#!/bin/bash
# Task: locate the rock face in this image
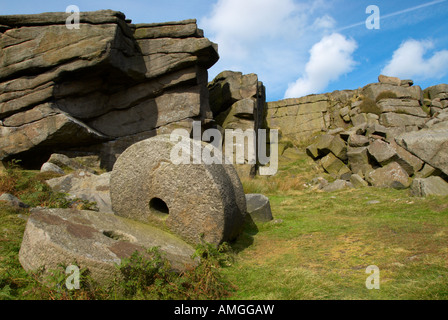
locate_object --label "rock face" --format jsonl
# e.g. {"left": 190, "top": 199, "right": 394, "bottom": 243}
{"left": 300, "top": 75, "right": 448, "bottom": 193}
{"left": 0, "top": 11, "right": 218, "bottom": 170}
{"left": 110, "top": 135, "right": 247, "bottom": 246}
{"left": 267, "top": 75, "right": 428, "bottom": 144}
{"left": 19, "top": 208, "right": 197, "bottom": 285}
{"left": 208, "top": 71, "right": 266, "bottom": 178}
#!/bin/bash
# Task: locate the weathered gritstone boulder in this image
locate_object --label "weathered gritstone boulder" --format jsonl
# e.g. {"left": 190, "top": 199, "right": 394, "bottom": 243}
{"left": 40, "top": 162, "right": 65, "bottom": 175}
{"left": 110, "top": 135, "right": 247, "bottom": 246}
{"left": 365, "top": 162, "right": 412, "bottom": 189}
{"left": 0, "top": 11, "right": 218, "bottom": 169}
{"left": 245, "top": 194, "right": 273, "bottom": 223}
{"left": 208, "top": 71, "right": 266, "bottom": 178}
{"left": 46, "top": 171, "right": 113, "bottom": 213}
{"left": 396, "top": 127, "right": 448, "bottom": 176}
{"left": 19, "top": 208, "right": 197, "bottom": 285}
{"left": 410, "top": 176, "right": 448, "bottom": 197}
{"left": 0, "top": 193, "right": 29, "bottom": 208}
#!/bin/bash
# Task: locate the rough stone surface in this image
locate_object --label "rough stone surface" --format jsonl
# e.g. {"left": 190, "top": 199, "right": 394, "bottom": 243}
{"left": 48, "top": 153, "right": 96, "bottom": 173}
{"left": 415, "top": 163, "right": 440, "bottom": 179}
{"left": 345, "top": 147, "right": 370, "bottom": 176}
{"left": 410, "top": 176, "right": 448, "bottom": 197}
{"left": 376, "top": 99, "right": 427, "bottom": 117}
{"left": 0, "top": 11, "right": 218, "bottom": 169}
{"left": 19, "top": 208, "right": 197, "bottom": 285}
{"left": 40, "top": 162, "right": 65, "bottom": 175}
{"left": 367, "top": 140, "right": 398, "bottom": 166}
{"left": 365, "top": 162, "right": 411, "bottom": 189}
{"left": 322, "top": 179, "right": 353, "bottom": 192}
{"left": 208, "top": 71, "right": 266, "bottom": 178}
{"left": 348, "top": 134, "right": 369, "bottom": 147}
{"left": 396, "top": 128, "right": 448, "bottom": 176}
{"left": 245, "top": 194, "right": 273, "bottom": 223}
{"left": 110, "top": 135, "right": 247, "bottom": 245}
{"left": 378, "top": 75, "right": 401, "bottom": 86}
{"left": 320, "top": 153, "right": 348, "bottom": 175}
{"left": 388, "top": 140, "right": 424, "bottom": 176}
{"left": 46, "top": 171, "right": 112, "bottom": 213}
{"left": 350, "top": 174, "right": 369, "bottom": 188}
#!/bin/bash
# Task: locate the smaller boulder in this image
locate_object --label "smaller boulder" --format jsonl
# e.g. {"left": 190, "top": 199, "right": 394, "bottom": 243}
{"left": 350, "top": 174, "right": 369, "bottom": 188}
{"left": 46, "top": 171, "right": 112, "bottom": 213}
{"left": 245, "top": 194, "right": 273, "bottom": 223}
{"left": 367, "top": 140, "right": 398, "bottom": 166}
{"left": 365, "top": 162, "right": 412, "bottom": 189}
{"left": 378, "top": 75, "right": 401, "bottom": 86}
{"left": 48, "top": 154, "right": 96, "bottom": 173}
{"left": 0, "top": 193, "right": 29, "bottom": 208}
{"left": 322, "top": 179, "right": 354, "bottom": 192}
{"left": 40, "top": 162, "right": 65, "bottom": 175}
{"left": 410, "top": 176, "right": 448, "bottom": 197}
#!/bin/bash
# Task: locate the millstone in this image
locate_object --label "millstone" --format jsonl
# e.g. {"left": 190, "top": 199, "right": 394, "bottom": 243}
{"left": 110, "top": 134, "right": 247, "bottom": 245}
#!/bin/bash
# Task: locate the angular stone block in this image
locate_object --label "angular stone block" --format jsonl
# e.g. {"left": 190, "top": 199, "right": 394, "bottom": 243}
{"left": 365, "top": 162, "right": 412, "bottom": 189}
{"left": 411, "top": 176, "right": 448, "bottom": 197}
{"left": 245, "top": 194, "right": 273, "bottom": 223}
{"left": 19, "top": 208, "right": 197, "bottom": 285}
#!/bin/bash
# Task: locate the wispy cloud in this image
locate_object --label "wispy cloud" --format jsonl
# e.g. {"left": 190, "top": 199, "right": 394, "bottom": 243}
{"left": 200, "top": 0, "right": 337, "bottom": 99}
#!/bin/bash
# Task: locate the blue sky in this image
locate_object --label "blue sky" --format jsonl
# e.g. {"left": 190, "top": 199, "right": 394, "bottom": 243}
{"left": 1, "top": 0, "right": 448, "bottom": 101}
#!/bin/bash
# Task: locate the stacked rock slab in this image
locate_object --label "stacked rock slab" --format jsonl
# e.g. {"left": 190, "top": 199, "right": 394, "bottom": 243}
{"left": 208, "top": 71, "right": 266, "bottom": 178}
{"left": 303, "top": 76, "right": 448, "bottom": 193}
{"left": 267, "top": 90, "right": 356, "bottom": 144}
{"left": 0, "top": 11, "right": 218, "bottom": 170}
{"left": 423, "top": 84, "right": 448, "bottom": 115}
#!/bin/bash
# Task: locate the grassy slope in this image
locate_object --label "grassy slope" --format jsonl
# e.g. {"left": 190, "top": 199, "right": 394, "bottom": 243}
{"left": 225, "top": 147, "right": 448, "bottom": 300}
{"left": 1, "top": 149, "right": 447, "bottom": 300}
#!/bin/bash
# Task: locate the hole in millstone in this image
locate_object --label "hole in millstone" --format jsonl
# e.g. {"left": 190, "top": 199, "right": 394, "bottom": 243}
{"left": 149, "top": 197, "right": 169, "bottom": 216}
{"left": 103, "top": 230, "right": 136, "bottom": 243}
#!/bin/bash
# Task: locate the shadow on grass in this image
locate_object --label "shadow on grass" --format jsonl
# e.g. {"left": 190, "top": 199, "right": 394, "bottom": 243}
{"left": 230, "top": 214, "right": 259, "bottom": 254}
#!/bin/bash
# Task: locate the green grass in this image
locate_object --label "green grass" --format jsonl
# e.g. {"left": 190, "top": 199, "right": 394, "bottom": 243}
{"left": 1, "top": 152, "right": 448, "bottom": 300}
{"left": 225, "top": 165, "right": 448, "bottom": 300}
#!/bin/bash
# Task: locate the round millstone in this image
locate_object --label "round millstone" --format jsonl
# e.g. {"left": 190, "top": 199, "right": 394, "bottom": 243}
{"left": 110, "top": 134, "right": 247, "bottom": 245}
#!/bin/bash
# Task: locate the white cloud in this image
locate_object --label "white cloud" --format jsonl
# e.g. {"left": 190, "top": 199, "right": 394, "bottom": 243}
{"left": 382, "top": 39, "right": 448, "bottom": 80}
{"left": 284, "top": 33, "right": 358, "bottom": 98}
{"left": 201, "top": 0, "right": 304, "bottom": 59}
{"left": 200, "top": 0, "right": 337, "bottom": 100}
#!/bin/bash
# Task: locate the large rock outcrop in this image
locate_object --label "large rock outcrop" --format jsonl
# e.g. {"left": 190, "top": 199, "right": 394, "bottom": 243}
{"left": 208, "top": 71, "right": 266, "bottom": 178}
{"left": 267, "top": 75, "right": 428, "bottom": 144}
{"left": 0, "top": 11, "right": 219, "bottom": 170}
{"left": 301, "top": 75, "right": 448, "bottom": 193}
